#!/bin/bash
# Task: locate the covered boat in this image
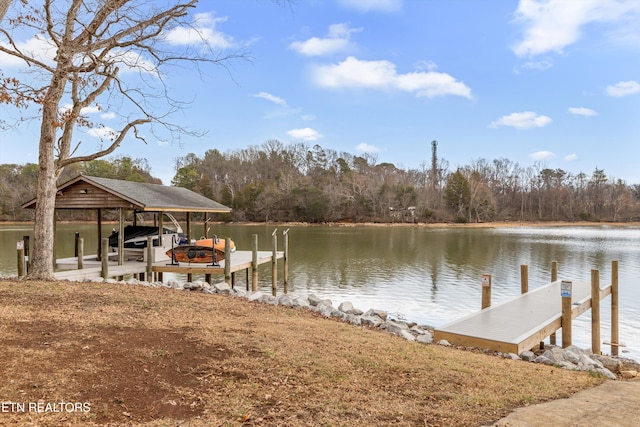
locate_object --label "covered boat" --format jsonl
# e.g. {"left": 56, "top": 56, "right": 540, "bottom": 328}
{"left": 108, "top": 213, "right": 188, "bottom": 257}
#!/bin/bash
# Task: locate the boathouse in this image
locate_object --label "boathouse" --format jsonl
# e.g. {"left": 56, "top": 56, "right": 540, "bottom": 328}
{"left": 20, "top": 175, "right": 287, "bottom": 292}
{"left": 21, "top": 174, "right": 232, "bottom": 262}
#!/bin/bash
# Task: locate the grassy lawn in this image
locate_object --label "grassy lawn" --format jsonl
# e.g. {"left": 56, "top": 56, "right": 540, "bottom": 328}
{"left": 0, "top": 280, "right": 603, "bottom": 426}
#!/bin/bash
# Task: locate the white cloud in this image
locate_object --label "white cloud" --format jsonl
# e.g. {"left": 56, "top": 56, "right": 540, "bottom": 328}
{"left": 253, "top": 92, "right": 287, "bottom": 106}
{"left": 289, "top": 23, "right": 362, "bottom": 57}
{"left": 164, "top": 12, "right": 234, "bottom": 49}
{"left": 355, "top": 142, "right": 380, "bottom": 153}
{"left": 568, "top": 107, "right": 598, "bottom": 116}
{"left": 0, "top": 35, "right": 56, "bottom": 67}
{"left": 490, "top": 111, "right": 552, "bottom": 129}
{"left": 511, "top": 0, "right": 640, "bottom": 57}
{"left": 0, "top": 35, "right": 157, "bottom": 75}
{"left": 87, "top": 126, "right": 118, "bottom": 140}
{"left": 287, "top": 127, "right": 323, "bottom": 141}
{"left": 101, "top": 112, "right": 116, "bottom": 120}
{"left": 606, "top": 80, "right": 640, "bottom": 97}
{"left": 336, "top": 0, "right": 402, "bottom": 13}
{"left": 564, "top": 153, "right": 578, "bottom": 161}
{"left": 516, "top": 59, "right": 554, "bottom": 72}
{"left": 312, "top": 56, "right": 472, "bottom": 99}
{"left": 529, "top": 150, "right": 556, "bottom": 160}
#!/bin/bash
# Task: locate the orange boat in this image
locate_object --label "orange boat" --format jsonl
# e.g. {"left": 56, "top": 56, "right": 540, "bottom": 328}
{"left": 165, "top": 245, "right": 225, "bottom": 264}
{"left": 195, "top": 236, "right": 236, "bottom": 252}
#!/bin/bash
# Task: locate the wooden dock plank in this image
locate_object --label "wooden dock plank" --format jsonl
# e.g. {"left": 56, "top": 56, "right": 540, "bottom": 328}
{"left": 434, "top": 280, "right": 608, "bottom": 354}
{"left": 53, "top": 250, "right": 284, "bottom": 281}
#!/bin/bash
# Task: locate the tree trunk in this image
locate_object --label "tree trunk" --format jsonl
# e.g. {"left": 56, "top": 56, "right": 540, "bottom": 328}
{"left": 27, "top": 71, "right": 66, "bottom": 280}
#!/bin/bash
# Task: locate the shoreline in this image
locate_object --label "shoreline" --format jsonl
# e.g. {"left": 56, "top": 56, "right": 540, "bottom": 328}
{"left": 3, "top": 220, "right": 640, "bottom": 228}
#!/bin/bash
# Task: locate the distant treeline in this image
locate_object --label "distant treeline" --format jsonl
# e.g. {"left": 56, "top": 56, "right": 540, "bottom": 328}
{"left": 3, "top": 140, "right": 640, "bottom": 223}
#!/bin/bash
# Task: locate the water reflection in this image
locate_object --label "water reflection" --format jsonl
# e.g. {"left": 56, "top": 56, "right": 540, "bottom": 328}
{"left": 1, "top": 223, "right": 638, "bottom": 360}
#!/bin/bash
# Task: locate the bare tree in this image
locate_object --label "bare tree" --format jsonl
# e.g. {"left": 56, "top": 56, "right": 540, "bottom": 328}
{"left": 0, "top": 0, "right": 10, "bottom": 23}
{"left": 0, "top": 1, "right": 243, "bottom": 279}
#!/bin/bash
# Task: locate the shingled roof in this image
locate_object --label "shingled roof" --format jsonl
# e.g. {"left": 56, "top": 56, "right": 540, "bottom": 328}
{"left": 22, "top": 175, "right": 232, "bottom": 213}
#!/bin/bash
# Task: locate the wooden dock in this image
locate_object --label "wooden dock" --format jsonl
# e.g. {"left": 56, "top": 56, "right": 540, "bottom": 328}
{"left": 53, "top": 249, "right": 284, "bottom": 289}
{"left": 47, "top": 231, "right": 290, "bottom": 295}
{"left": 434, "top": 263, "right": 618, "bottom": 355}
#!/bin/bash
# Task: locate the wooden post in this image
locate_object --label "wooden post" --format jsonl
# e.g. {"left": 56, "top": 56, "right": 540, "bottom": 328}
{"left": 481, "top": 274, "right": 491, "bottom": 309}
{"left": 146, "top": 236, "right": 153, "bottom": 281}
{"left": 283, "top": 229, "right": 289, "bottom": 294}
{"left": 520, "top": 264, "right": 528, "bottom": 294}
{"left": 157, "top": 211, "right": 164, "bottom": 249}
{"left": 118, "top": 208, "right": 124, "bottom": 265}
{"left": 550, "top": 261, "right": 558, "bottom": 345}
{"left": 97, "top": 209, "right": 102, "bottom": 261}
{"left": 611, "top": 260, "right": 619, "bottom": 356}
{"left": 245, "top": 268, "right": 250, "bottom": 291}
{"left": 52, "top": 213, "right": 57, "bottom": 269}
{"left": 23, "top": 235, "right": 30, "bottom": 273}
{"left": 186, "top": 212, "right": 191, "bottom": 244}
{"left": 74, "top": 232, "right": 80, "bottom": 257}
{"left": 16, "top": 241, "right": 25, "bottom": 278}
{"left": 252, "top": 234, "right": 258, "bottom": 292}
{"left": 224, "top": 237, "right": 231, "bottom": 285}
{"left": 561, "top": 280, "right": 572, "bottom": 348}
{"left": 591, "top": 269, "right": 601, "bottom": 355}
{"left": 77, "top": 237, "right": 84, "bottom": 270}
{"left": 271, "top": 229, "right": 278, "bottom": 297}
{"left": 101, "top": 238, "right": 109, "bottom": 279}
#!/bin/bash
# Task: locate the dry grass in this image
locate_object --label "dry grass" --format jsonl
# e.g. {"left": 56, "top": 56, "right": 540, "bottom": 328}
{"left": 0, "top": 279, "right": 603, "bottom": 426}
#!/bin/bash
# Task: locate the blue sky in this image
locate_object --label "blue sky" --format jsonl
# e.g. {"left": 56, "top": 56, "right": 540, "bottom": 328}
{"left": 1, "top": 0, "right": 639, "bottom": 185}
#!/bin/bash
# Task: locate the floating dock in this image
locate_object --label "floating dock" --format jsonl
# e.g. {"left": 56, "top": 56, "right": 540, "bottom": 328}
{"left": 434, "top": 262, "right": 618, "bottom": 356}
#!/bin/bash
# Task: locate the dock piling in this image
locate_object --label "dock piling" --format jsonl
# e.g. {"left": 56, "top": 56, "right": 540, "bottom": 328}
{"left": 101, "top": 238, "right": 109, "bottom": 279}
{"left": 252, "top": 234, "right": 258, "bottom": 292}
{"left": 16, "top": 241, "right": 25, "bottom": 278}
{"left": 550, "top": 261, "right": 558, "bottom": 345}
{"left": 520, "top": 264, "right": 528, "bottom": 294}
{"left": 481, "top": 274, "right": 491, "bottom": 309}
{"left": 77, "top": 237, "right": 84, "bottom": 270}
{"left": 283, "top": 229, "right": 289, "bottom": 294}
{"left": 591, "top": 269, "right": 601, "bottom": 355}
{"left": 271, "top": 229, "right": 278, "bottom": 296}
{"left": 146, "top": 236, "right": 153, "bottom": 281}
{"left": 224, "top": 238, "right": 232, "bottom": 285}
{"left": 561, "top": 280, "right": 572, "bottom": 348}
{"left": 611, "top": 260, "right": 619, "bottom": 356}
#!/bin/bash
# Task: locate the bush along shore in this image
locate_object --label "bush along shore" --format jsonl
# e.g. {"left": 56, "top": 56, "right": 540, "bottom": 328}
{"left": 10, "top": 273, "right": 637, "bottom": 382}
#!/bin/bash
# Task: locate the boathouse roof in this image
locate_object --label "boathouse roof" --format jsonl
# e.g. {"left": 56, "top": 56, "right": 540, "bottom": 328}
{"left": 21, "top": 175, "right": 232, "bottom": 213}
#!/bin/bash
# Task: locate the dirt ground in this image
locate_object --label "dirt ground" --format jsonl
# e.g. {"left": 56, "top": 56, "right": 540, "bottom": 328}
{"left": 0, "top": 279, "right": 631, "bottom": 426}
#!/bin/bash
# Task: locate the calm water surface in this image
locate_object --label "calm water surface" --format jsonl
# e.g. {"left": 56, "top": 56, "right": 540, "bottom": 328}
{"left": 1, "top": 223, "right": 639, "bottom": 360}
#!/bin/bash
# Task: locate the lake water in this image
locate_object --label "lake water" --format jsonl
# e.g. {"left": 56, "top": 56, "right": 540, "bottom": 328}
{"left": 1, "top": 223, "right": 639, "bottom": 361}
